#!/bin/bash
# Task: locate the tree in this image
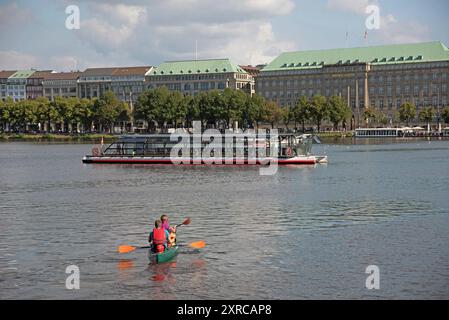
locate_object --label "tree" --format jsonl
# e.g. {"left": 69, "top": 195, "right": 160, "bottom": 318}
{"left": 168, "top": 91, "right": 187, "bottom": 129}
{"left": 280, "top": 106, "right": 293, "bottom": 130}
{"left": 94, "top": 91, "right": 129, "bottom": 133}
{"left": 0, "top": 98, "right": 12, "bottom": 132}
{"left": 185, "top": 95, "right": 199, "bottom": 129}
{"left": 135, "top": 87, "right": 171, "bottom": 131}
{"left": 327, "top": 96, "right": 351, "bottom": 130}
{"left": 221, "top": 88, "right": 246, "bottom": 129}
{"left": 418, "top": 107, "right": 434, "bottom": 125}
{"left": 309, "top": 95, "right": 328, "bottom": 132}
{"left": 293, "top": 96, "right": 311, "bottom": 132}
{"left": 33, "top": 97, "right": 50, "bottom": 132}
{"left": 248, "top": 94, "right": 266, "bottom": 130}
{"left": 442, "top": 107, "right": 449, "bottom": 124}
{"left": 262, "top": 100, "right": 281, "bottom": 129}
{"left": 398, "top": 102, "right": 416, "bottom": 126}
{"left": 196, "top": 91, "right": 218, "bottom": 128}
{"left": 49, "top": 96, "right": 68, "bottom": 132}
{"left": 375, "top": 110, "right": 389, "bottom": 126}
{"left": 363, "top": 107, "right": 376, "bottom": 127}
{"left": 1, "top": 98, "right": 17, "bottom": 132}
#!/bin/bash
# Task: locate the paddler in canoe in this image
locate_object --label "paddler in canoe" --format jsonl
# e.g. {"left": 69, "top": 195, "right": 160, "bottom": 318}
{"left": 161, "top": 214, "right": 177, "bottom": 247}
{"left": 148, "top": 219, "right": 170, "bottom": 253}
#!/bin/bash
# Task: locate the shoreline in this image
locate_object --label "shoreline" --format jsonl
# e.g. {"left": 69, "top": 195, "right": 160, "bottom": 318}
{"left": 0, "top": 133, "right": 118, "bottom": 142}
{"left": 1, "top": 131, "right": 446, "bottom": 142}
{"left": 0, "top": 131, "right": 353, "bottom": 140}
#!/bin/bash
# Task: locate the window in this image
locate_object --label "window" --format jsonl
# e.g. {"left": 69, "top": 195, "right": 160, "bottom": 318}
{"left": 433, "top": 96, "right": 438, "bottom": 106}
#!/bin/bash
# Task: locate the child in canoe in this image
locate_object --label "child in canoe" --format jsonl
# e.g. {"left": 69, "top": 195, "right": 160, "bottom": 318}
{"left": 149, "top": 220, "right": 170, "bottom": 253}
{"left": 161, "top": 215, "right": 177, "bottom": 247}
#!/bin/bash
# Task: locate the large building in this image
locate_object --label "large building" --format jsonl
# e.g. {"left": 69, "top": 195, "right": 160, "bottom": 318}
{"left": 6, "top": 70, "right": 36, "bottom": 101}
{"left": 26, "top": 70, "right": 54, "bottom": 100}
{"left": 42, "top": 72, "right": 80, "bottom": 101}
{"left": 0, "top": 70, "right": 16, "bottom": 101}
{"left": 257, "top": 41, "right": 449, "bottom": 124}
{"left": 146, "top": 59, "right": 255, "bottom": 96}
{"left": 78, "top": 66, "right": 153, "bottom": 104}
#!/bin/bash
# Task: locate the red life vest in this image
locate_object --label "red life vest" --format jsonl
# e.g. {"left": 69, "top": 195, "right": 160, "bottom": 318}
{"left": 153, "top": 228, "right": 166, "bottom": 245}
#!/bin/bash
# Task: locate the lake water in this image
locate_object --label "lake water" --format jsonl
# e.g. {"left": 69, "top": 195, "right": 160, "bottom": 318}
{"left": 0, "top": 138, "right": 448, "bottom": 299}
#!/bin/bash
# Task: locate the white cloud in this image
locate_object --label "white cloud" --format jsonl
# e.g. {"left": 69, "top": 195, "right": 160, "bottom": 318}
{"left": 73, "top": 0, "right": 296, "bottom": 65}
{"left": 379, "top": 14, "right": 430, "bottom": 44}
{"left": 326, "top": 0, "right": 376, "bottom": 15}
{"left": 0, "top": 51, "right": 39, "bottom": 70}
{"left": 326, "top": 0, "right": 430, "bottom": 44}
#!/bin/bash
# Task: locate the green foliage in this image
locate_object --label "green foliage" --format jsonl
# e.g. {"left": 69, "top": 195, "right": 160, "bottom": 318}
{"left": 442, "top": 107, "right": 449, "bottom": 124}
{"left": 94, "top": 91, "right": 130, "bottom": 131}
{"left": 0, "top": 92, "right": 125, "bottom": 133}
{"left": 398, "top": 102, "right": 417, "bottom": 126}
{"left": 327, "top": 96, "right": 352, "bottom": 130}
{"left": 309, "top": 95, "right": 328, "bottom": 132}
{"left": 418, "top": 107, "right": 434, "bottom": 123}
{"left": 262, "top": 100, "right": 282, "bottom": 128}
{"left": 293, "top": 96, "right": 312, "bottom": 132}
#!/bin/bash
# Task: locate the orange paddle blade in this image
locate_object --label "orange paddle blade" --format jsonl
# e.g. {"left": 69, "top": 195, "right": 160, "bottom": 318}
{"left": 118, "top": 245, "right": 137, "bottom": 254}
{"left": 189, "top": 240, "right": 206, "bottom": 249}
{"left": 183, "top": 217, "right": 191, "bottom": 226}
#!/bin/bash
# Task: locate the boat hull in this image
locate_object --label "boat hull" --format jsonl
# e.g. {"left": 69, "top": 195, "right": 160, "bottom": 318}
{"left": 150, "top": 246, "right": 179, "bottom": 264}
{"left": 82, "top": 156, "right": 320, "bottom": 165}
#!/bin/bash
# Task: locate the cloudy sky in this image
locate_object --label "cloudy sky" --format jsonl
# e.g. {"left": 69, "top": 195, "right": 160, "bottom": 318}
{"left": 1, "top": 0, "right": 448, "bottom": 71}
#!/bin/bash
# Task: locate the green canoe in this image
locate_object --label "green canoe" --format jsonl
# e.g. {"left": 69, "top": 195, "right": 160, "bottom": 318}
{"left": 151, "top": 246, "right": 179, "bottom": 264}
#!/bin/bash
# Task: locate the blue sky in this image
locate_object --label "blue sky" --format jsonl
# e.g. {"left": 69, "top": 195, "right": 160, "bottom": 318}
{"left": 0, "top": 0, "right": 448, "bottom": 71}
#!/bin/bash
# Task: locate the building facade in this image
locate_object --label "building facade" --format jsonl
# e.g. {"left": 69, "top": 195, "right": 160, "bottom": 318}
{"left": 6, "top": 70, "right": 35, "bottom": 101}
{"left": 78, "top": 66, "right": 153, "bottom": 104}
{"left": 146, "top": 59, "right": 255, "bottom": 96}
{"left": 0, "top": 71, "right": 16, "bottom": 101}
{"left": 26, "top": 71, "right": 54, "bottom": 100}
{"left": 42, "top": 72, "right": 80, "bottom": 101}
{"left": 257, "top": 41, "right": 449, "bottom": 125}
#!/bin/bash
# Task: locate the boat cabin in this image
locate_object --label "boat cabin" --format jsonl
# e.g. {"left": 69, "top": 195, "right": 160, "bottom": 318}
{"left": 101, "top": 133, "right": 316, "bottom": 159}
{"left": 355, "top": 128, "right": 404, "bottom": 138}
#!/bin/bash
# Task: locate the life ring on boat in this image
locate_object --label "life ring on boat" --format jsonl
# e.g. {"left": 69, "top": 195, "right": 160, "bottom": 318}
{"left": 92, "top": 146, "right": 102, "bottom": 157}
{"left": 287, "top": 147, "right": 293, "bottom": 157}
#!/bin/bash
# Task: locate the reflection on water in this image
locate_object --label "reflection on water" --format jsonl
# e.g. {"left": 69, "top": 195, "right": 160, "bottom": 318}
{"left": 0, "top": 140, "right": 448, "bottom": 299}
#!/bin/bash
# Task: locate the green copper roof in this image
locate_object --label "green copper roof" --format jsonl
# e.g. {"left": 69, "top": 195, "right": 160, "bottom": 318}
{"left": 262, "top": 41, "right": 449, "bottom": 72}
{"left": 9, "top": 70, "right": 36, "bottom": 79}
{"left": 150, "top": 59, "right": 247, "bottom": 76}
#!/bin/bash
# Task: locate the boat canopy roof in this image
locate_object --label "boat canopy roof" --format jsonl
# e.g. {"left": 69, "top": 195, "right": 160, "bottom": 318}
{"left": 116, "top": 133, "right": 312, "bottom": 143}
